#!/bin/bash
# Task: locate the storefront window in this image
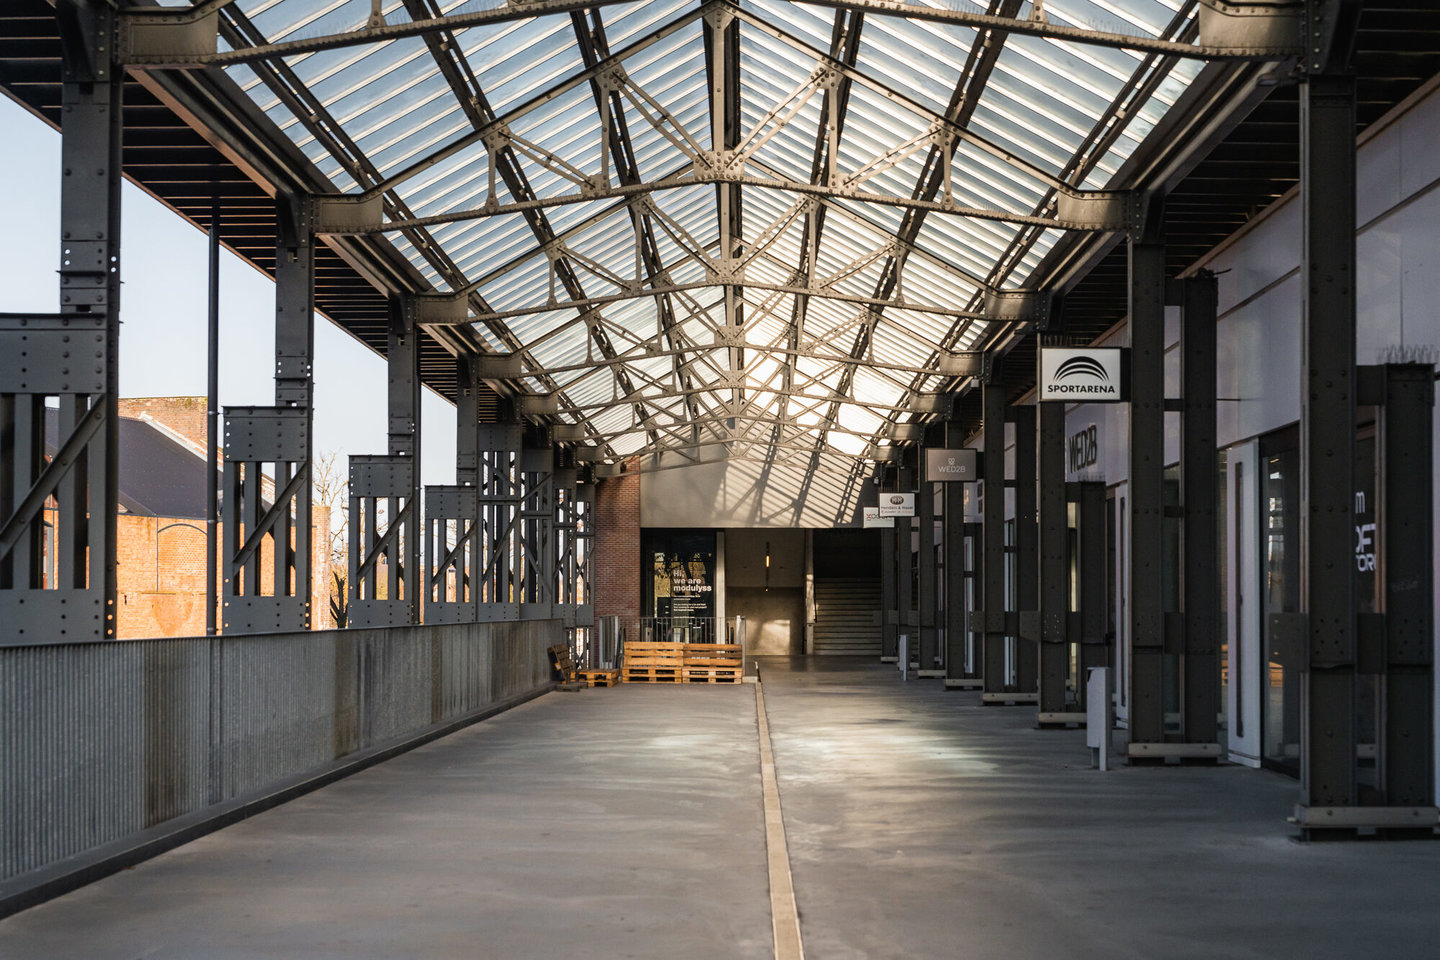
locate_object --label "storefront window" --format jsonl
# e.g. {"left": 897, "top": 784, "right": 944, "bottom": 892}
{"left": 1260, "top": 426, "right": 1301, "bottom": 775}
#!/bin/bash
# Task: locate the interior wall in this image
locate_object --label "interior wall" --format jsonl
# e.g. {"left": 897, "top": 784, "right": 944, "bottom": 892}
{"left": 639, "top": 452, "right": 866, "bottom": 528}
{"left": 725, "top": 529, "right": 805, "bottom": 655}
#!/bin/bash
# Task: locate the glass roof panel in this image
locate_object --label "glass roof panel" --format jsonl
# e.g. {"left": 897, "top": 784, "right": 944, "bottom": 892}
{"left": 212, "top": 0, "right": 1211, "bottom": 464}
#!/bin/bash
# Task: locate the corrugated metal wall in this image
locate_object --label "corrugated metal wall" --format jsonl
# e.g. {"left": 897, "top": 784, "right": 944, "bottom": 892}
{"left": 0, "top": 621, "right": 558, "bottom": 884}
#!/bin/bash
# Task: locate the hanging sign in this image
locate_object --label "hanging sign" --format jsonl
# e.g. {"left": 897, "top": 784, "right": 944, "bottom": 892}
{"left": 1039, "top": 347, "right": 1126, "bottom": 402}
{"left": 876, "top": 493, "right": 915, "bottom": 518}
{"left": 862, "top": 507, "right": 895, "bottom": 528}
{"left": 925, "top": 448, "right": 978, "bottom": 483}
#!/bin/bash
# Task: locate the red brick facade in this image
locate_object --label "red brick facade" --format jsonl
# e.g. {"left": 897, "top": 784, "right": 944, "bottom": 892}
{"left": 112, "top": 504, "right": 333, "bottom": 638}
{"left": 593, "top": 461, "right": 641, "bottom": 640}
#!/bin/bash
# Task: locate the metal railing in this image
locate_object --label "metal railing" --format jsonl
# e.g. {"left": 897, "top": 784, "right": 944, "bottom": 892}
{"left": 640, "top": 616, "right": 720, "bottom": 645}
{"left": 0, "top": 620, "right": 559, "bottom": 890}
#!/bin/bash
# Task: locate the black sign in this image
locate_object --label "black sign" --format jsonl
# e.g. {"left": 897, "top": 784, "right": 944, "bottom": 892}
{"left": 925, "top": 448, "right": 979, "bottom": 483}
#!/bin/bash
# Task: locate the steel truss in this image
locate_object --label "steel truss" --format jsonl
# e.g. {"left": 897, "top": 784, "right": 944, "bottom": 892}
{"left": 102, "top": 0, "right": 1297, "bottom": 474}
{"left": 131, "top": 0, "right": 1241, "bottom": 468}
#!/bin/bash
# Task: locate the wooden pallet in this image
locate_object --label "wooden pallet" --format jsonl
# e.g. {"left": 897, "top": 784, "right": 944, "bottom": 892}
{"left": 682, "top": 642, "right": 743, "bottom": 665}
{"left": 623, "top": 641, "right": 685, "bottom": 669}
{"left": 548, "top": 645, "right": 620, "bottom": 688}
{"left": 683, "top": 667, "right": 743, "bottom": 684}
{"left": 622, "top": 667, "right": 684, "bottom": 683}
{"left": 682, "top": 643, "right": 742, "bottom": 683}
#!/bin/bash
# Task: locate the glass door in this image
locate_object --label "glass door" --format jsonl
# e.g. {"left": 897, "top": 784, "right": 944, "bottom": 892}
{"left": 1260, "top": 426, "right": 1301, "bottom": 775}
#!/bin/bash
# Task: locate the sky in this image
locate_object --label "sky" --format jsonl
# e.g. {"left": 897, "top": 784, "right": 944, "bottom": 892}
{"left": 0, "top": 95, "right": 458, "bottom": 489}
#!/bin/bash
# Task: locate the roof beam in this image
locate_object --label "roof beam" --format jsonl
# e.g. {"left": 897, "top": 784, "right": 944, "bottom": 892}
{"left": 490, "top": 341, "right": 982, "bottom": 381}
{"left": 117, "top": 0, "right": 1301, "bottom": 67}
{"left": 332, "top": 157, "right": 1100, "bottom": 234}
{"left": 423, "top": 275, "right": 1044, "bottom": 325}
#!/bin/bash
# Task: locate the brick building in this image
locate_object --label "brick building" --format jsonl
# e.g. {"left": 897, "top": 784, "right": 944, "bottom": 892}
{"left": 592, "top": 459, "right": 641, "bottom": 641}
{"left": 45, "top": 399, "right": 332, "bottom": 638}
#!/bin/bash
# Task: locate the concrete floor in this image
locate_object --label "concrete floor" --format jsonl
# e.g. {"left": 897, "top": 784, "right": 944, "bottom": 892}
{"left": 3, "top": 658, "right": 1439, "bottom": 959}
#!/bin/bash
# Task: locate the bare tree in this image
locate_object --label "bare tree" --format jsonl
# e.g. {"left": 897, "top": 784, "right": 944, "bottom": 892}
{"left": 312, "top": 450, "right": 349, "bottom": 568}
{"left": 313, "top": 451, "right": 349, "bottom": 627}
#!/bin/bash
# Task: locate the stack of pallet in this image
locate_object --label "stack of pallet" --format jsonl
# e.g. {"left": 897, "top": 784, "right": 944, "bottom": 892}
{"left": 621, "top": 641, "right": 743, "bottom": 684}
{"left": 622, "top": 641, "right": 685, "bottom": 683}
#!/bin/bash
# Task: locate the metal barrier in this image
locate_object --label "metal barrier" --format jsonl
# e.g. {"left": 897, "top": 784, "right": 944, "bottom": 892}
{"left": 640, "top": 616, "right": 719, "bottom": 644}
{"left": 0, "top": 620, "right": 559, "bottom": 893}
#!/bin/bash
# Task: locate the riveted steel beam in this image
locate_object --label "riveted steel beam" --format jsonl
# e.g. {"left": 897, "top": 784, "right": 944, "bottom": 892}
{"left": 117, "top": 0, "right": 1298, "bottom": 67}
{"left": 980, "top": 373, "right": 1008, "bottom": 697}
{"left": 1180, "top": 272, "right": 1219, "bottom": 747}
{"left": 1298, "top": 69, "right": 1358, "bottom": 816}
{"left": 1126, "top": 222, "right": 1167, "bottom": 753}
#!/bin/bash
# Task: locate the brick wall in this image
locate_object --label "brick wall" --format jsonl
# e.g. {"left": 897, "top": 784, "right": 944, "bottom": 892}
{"left": 593, "top": 461, "right": 641, "bottom": 640}
{"left": 112, "top": 505, "right": 332, "bottom": 638}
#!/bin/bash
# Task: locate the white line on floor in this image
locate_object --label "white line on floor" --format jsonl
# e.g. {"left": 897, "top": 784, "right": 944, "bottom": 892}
{"left": 755, "top": 678, "right": 804, "bottom": 960}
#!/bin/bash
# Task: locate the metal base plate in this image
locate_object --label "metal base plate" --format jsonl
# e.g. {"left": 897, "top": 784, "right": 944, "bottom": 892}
{"left": 916, "top": 669, "right": 946, "bottom": 677}
{"left": 982, "top": 692, "right": 1039, "bottom": 704}
{"left": 1125, "top": 742, "right": 1223, "bottom": 759}
{"left": 1291, "top": 804, "right": 1439, "bottom": 830}
{"left": 879, "top": 656, "right": 898, "bottom": 663}
{"left": 944, "top": 679, "right": 983, "bottom": 689}
{"left": 1037, "top": 711, "right": 1087, "bottom": 726}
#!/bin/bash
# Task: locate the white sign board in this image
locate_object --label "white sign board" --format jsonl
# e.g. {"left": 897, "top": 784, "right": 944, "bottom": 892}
{"left": 1039, "top": 347, "right": 1124, "bottom": 402}
{"left": 876, "top": 493, "right": 915, "bottom": 518}
{"left": 926, "top": 448, "right": 978, "bottom": 483}
{"left": 862, "top": 507, "right": 894, "bottom": 528}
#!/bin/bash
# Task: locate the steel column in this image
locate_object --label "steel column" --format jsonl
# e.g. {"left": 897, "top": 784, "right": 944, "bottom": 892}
{"left": 389, "top": 298, "right": 421, "bottom": 623}
{"left": 206, "top": 197, "right": 220, "bottom": 636}
{"left": 424, "top": 355, "right": 482, "bottom": 624}
{"left": 896, "top": 465, "right": 914, "bottom": 667}
{"left": 347, "top": 296, "right": 422, "bottom": 626}
{"left": 1127, "top": 231, "right": 1167, "bottom": 751}
{"left": 1299, "top": 73, "right": 1357, "bottom": 811}
{"left": 981, "top": 376, "right": 1006, "bottom": 695}
{"left": 1011, "top": 404, "right": 1038, "bottom": 695}
{"left": 1181, "top": 272, "right": 1220, "bottom": 746}
{"left": 880, "top": 520, "right": 898, "bottom": 661}
{"left": 222, "top": 194, "right": 315, "bottom": 634}
{"left": 1037, "top": 399, "right": 1068, "bottom": 717}
{"left": 943, "top": 420, "right": 977, "bottom": 686}
{"left": 918, "top": 457, "right": 939, "bottom": 675}
{"left": 519, "top": 441, "right": 556, "bottom": 619}
{"left": 1378, "top": 365, "right": 1434, "bottom": 813}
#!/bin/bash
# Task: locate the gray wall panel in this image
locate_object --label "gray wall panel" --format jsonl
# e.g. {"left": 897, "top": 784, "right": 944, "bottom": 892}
{"left": 1, "top": 621, "right": 558, "bottom": 888}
